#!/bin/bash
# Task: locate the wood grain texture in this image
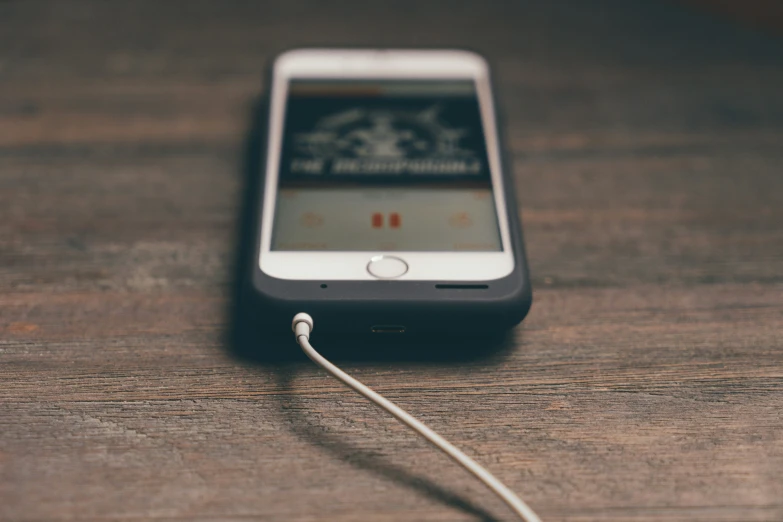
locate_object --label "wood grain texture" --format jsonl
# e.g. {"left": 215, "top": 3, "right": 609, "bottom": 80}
{"left": 1, "top": 1, "right": 782, "bottom": 521}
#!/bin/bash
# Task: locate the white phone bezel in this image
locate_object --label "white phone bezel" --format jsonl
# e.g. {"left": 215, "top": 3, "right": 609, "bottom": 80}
{"left": 259, "top": 49, "right": 515, "bottom": 281}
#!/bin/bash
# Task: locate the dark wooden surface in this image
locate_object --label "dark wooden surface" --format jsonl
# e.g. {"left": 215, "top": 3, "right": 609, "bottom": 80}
{"left": 1, "top": 1, "right": 782, "bottom": 521}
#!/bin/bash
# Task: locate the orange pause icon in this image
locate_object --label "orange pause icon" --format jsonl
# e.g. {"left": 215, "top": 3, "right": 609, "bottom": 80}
{"left": 371, "top": 212, "right": 402, "bottom": 228}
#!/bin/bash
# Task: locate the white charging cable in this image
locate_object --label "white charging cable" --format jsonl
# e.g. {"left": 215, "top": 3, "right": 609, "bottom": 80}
{"left": 292, "top": 313, "right": 542, "bottom": 522}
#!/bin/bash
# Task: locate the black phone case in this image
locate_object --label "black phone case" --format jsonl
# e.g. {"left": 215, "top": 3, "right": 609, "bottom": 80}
{"left": 241, "top": 53, "right": 531, "bottom": 339}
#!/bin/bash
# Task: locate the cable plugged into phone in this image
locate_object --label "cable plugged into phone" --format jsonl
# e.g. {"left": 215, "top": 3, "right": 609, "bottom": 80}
{"left": 292, "top": 312, "right": 313, "bottom": 340}
{"left": 291, "top": 313, "right": 542, "bottom": 522}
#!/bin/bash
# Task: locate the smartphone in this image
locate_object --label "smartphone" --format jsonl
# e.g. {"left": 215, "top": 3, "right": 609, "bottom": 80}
{"left": 246, "top": 49, "right": 531, "bottom": 337}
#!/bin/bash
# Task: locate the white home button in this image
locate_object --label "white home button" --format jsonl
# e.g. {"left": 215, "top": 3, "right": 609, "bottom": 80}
{"left": 367, "top": 255, "right": 408, "bottom": 279}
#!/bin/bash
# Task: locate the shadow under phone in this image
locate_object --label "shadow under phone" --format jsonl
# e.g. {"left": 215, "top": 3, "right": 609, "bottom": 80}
{"left": 227, "top": 96, "right": 519, "bottom": 366}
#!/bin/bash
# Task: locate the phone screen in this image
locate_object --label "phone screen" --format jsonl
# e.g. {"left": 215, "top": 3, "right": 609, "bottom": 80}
{"left": 271, "top": 79, "right": 502, "bottom": 252}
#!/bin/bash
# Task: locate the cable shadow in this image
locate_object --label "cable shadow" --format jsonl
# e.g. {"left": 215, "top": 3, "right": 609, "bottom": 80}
{"left": 273, "top": 364, "right": 502, "bottom": 522}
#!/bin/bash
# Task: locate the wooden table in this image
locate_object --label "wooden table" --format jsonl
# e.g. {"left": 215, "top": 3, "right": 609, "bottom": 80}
{"left": 2, "top": 2, "right": 782, "bottom": 521}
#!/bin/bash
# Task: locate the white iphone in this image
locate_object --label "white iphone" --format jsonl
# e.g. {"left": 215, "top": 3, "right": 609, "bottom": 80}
{"left": 247, "top": 49, "right": 531, "bottom": 336}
